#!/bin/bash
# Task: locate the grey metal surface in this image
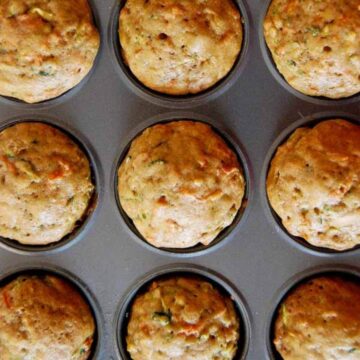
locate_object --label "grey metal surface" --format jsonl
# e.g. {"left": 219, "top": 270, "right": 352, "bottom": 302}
{"left": 0, "top": 0, "right": 359, "bottom": 358}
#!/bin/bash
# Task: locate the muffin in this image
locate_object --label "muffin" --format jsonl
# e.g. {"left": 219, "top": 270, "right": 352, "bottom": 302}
{"left": 126, "top": 276, "right": 240, "bottom": 360}
{"left": 0, "top": 0, "right": 100, "bottom": 103}
{"left": 267, "top": 119, "right": 360, "bottom": 251}
{"left": 263, "top": 0, "right": 360, "bottom": 99}
{"left": 117, "top": 121, "right": 245, "bottom": 249}
{"left": 0, "top": 274, "right": 95, "bottom": 360}
{"left": 119, "top": 0, "right": 243, "bottom": 95}
{"left": 0, "top": 122, "right": 94, "bottom": 246}
{"left": 274, "top": 275, "right": 360, "bottom": 359}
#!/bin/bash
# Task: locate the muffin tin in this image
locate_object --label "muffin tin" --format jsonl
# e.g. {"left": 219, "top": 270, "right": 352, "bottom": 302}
{"left": 0, "top": 0, "right": 358, "bottom": 358}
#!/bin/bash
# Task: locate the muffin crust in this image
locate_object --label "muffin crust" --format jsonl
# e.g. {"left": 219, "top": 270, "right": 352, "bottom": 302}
{"left": 264, "top": 0, "right": 360, "bottom": 99}
{"left": 118, "top": 121, "right": 245, "bottom": 249}
{"left": 274, "top": 276, "right": 360, "bottom": 359}
{"left": 267, "top": 119, "right": 360, "bottom": 251}
{"left": 0, "top": 0, "right": 100, "bottom": 103}
{"left": 127, "top": 276, "right": 240, "bottom": 360}
{"left": 119, "top": 0, "right": 243, "bottom": 95}
{"left": 0, "top": 122, "right": 94, "bottom": 245}
{"left": 0, "top": 274, "right": 95, "bottom": 360}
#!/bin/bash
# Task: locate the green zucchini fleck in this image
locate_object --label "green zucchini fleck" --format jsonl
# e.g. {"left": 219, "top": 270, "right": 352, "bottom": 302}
{"left": 152, "top": 310, "right": 172, "bottom": 325}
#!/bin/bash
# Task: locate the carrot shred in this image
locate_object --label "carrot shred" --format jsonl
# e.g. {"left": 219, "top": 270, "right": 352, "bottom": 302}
{"left": 2, "top": 291, "right": 11, "bottom": 309}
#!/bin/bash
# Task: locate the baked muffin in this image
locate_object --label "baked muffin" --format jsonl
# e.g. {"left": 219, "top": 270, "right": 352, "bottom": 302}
{"left": 0, "top": 274, "right": 95, "bottom": 360}
{"left": 126, "top": 276, "right": 240, "bottom": 360}
{"left": 119, "top": 0, "right": 243, "bottom": 95}
{"left": 0, "top": 0, "right": 99, "bottom": 103}
{"left": 117, "top": 121, "right": 245, "bottom": 249}
{"left": 274, "top": 275, "right": 360, "bottom": 359}
{"left": 267, "top": 119, "right": 360, "bottom": 251}
{"left": 0, "top": 122, "right": 94, "bottom": 246}
{"left": 263, "top": 0, "right": 360, "bottom": 99}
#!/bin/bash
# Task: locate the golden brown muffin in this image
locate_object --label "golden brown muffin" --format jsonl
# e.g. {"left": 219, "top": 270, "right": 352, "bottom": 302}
{"left": 263, "top": 0, "right": 360, "bottom": 99}
{"left": 0, "top": 0, "right": 99, "bottom": 103}
{"left": 118, "top": 121, "right": 245, "bottom": 249}
{"left": 127, "top": 276, "right": 240, "bottom": 360}
{"left": 119, "top": 0, "right": 243, "bottom": 95}
{"left": 0, "top": 122, "right": 94, "bottom": 246}
{"left": 0, "top": 274, "right": 95, "bottom": 360}
{"left": 267, "top": 119, "right": 360, "bottom": 251}
{"left": 274, "top": 275, "right": 360, "bottom": 359}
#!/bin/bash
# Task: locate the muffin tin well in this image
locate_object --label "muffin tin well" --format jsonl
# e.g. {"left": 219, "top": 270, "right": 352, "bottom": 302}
{"left": 0, "top": 0, "right": 359, "bottom": 358}
{"left": 258, "top": 0, "right": 360, "bottom": 106}
{"left": 112, "top": 112, "right": 253, "bottom": 257}
{"left": 0, "top": 263, "right": 105, "bottom": 359}
{"left": 108, "top": 0, "right": 250, "bottom": 108}
{"left": 114, "top": 264, "right": 251, "bottom": 360}
{"left": 261, "top": 111, "right": 360, "bottom": 256}
{"left": 0, "top": 116, "right": 103, "bottom": 255}
{"left": 265, "top": 264, "right": 360, "bottom": 360}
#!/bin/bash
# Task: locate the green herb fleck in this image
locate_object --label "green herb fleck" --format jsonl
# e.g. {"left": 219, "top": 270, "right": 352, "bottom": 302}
{"left": 80, "top": 348, "right": 86, "bottom": 355}
{"left": 152, "top": 310, "right": 172, "bottom": 325}
{"left": 307, "top": 27, "right": 320, "bottom": 37}
{"left": 142, "top": 213, "right": 147, "bottom": 220}
{"left": 287, "top": 60, "right": 296, "bottom": 67}
{"left": 39, "top": 70, "right": 50, "bottom": 76}
{"left": 349, "top": 348, "right": 357, "bottom": 353}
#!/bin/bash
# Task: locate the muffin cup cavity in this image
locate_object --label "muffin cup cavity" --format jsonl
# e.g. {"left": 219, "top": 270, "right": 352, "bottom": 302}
{"left": 113, "top": 112, "right": 253, "bottom": 257}
{"left": 0, "top": 0, "right": 101, "bottom": 109}
{"left": 114, "top": 263, "right": 251, "bottom": 360}
{"left": 0, "top": 115, "right": 103, "bottom": 255}
{"left": 265, "top": 264, "right": 360, "bottom": 360}
{"left": 108, "top": 0, "right": 250, "bottom": 108}
{"left": 259, "top": 0, "right": 360, "bottom": 106}
{"left": 0, "top": 263, "right": 105, "bottom": 359}
{"left": 260, "top": 111, "right": 360, "bottom": 256}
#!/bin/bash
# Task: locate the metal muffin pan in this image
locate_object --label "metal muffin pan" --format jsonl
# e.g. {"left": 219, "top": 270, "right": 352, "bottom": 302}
{"left": 114, "top": 263, "right": 251, "bottom": 360}
{"left": 112, "top": 112, "right": 253, "bottom": 257}
{"left": 0, "top": 115, "right": 103, "bottom": 255}
{"left": 0, "top": 263, "right": 105, "bottom": 359}
{"left": 0, "top": 0, "right": 359, "bottom": 358}
{"left": 108, "top": 0, "right": 251, "bottom": 109}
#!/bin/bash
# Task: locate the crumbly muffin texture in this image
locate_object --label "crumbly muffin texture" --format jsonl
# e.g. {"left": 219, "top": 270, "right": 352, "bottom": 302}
{"left": 0, "top": 274, "right": 95, "bottom": 360}
{"left": 118, "top": 121, "right": 245, "bottom": 249}
{"left": 267, "top": 119, "right": 360, "bottom": 251}
{"left": 0, "top": 122, "right": 94, "bottom": 245}
{"left": 274, "top": 276, "right": 360, "bottom": 359}
{"left": 0, "top": 0, "right": 99, "bottom": 103}
{"left": 119, "top": 0, "right": 243, "bottom": 95}
{"left": 127, "top": 276, "right": 240, "bottom": 360}
{"left": 264, "top": 0, "right": 360, "bottom": 99}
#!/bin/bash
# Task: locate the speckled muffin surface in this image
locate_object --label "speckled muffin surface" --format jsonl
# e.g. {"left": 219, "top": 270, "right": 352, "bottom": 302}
{"left": 126, "top": 276, "right": 240, "bottom": 360}
{"left": 263, "top": 0, "right": 360, "bottom": 99}
{"left": 274, "top": 276, "right": 360, "bottom": 359}
{"left": 119, "top": 0, "right": 243, "bottom": 95}
{"left": 0, "top": 122, "right": 94, "bottom": 246}
{"left": 117, "top": 121, "right": 245, "bottom": 249}
{"left": 0, "top": 0, "right": 99, "bottom": 103}
{"left": 267, "top": 119, "right": 360, "bottom": 251}
{"left": 0, "top": 274, "right": 95, "bottom": 360}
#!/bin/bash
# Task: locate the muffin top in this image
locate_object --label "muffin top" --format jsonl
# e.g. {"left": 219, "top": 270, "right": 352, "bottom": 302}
{"left": 267, "top": 119, "right": 360, "bottom": 251}
{"left": 263, "top": 0, "right": 360, "bottom": 99}
{"left": 274, "top": 275, "right": 360, "bottom": 359}
{"left": 0, "top": 274, "right": 95, "bottom": 360}
{"left": 119, "top": 0, "right": 243, "bottom": 95}
{"left": 118, "top": 121, "right": 245, "bottom": 249}
{"left": 127, "top": 276, "right": 240, "bottom": 360}
{"left": 0, "top": 122, "right": 94, "bottom": 246}
{"left": 0, "top": 0, "right": 99, "bottom": 103}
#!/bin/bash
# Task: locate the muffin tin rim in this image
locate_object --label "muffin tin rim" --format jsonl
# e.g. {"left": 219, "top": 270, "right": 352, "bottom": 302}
{"left": 260, "top": 110, "right": 360, "bottom": 256}
{"left": 0, "top": 262, "right": 106, "bottom": 360}
{"left": 0, "top": 114, "right": 104, "bottom": 255}
{"left": 113, "top": 262, "right": 252, "bottom": 360}
{"left": 258, "top": 0, "right": 360, "bottom": 106}
{"left": 111, "top": 111, "right": 254, "bottom": 257}
{"left": 264, "top": 263, "right": 360, "bottom": 360}
{"left": 0, "top": 0, "right": 103, "bottom": 109}
{"left": 107, "top": 0, "right": 251, "bottom": 109}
